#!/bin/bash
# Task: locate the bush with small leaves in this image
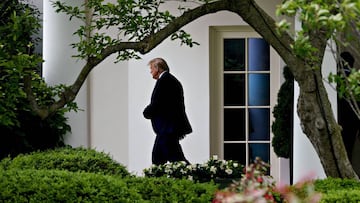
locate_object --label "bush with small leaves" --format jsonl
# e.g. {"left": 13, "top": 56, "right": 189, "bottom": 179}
{"left": 0, "top": 169, "right": 217, "bottom": 202}
{"left": 126, "top": 177, "right": 217, "bottom": 202}
{"left": 0, "top": 147, "right": 130, "bottom": 177}
{"left": 0, "top": 169, "right": 142, "bottom": 202}
{"left": 314, "top": 177, "right": 360, "bottom": 202}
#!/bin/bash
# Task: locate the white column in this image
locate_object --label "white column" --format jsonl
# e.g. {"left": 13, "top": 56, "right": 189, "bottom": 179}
{"left": 43, "top": 0, "right": 89, "bottom": 147}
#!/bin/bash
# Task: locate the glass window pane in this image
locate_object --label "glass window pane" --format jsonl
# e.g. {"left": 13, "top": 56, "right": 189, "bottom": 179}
{"left": 249, "top": 143, "right": 270, "bottom": 165}
{"left": 248, "top": 73, "right": 269, "bottom": 106}
{"left": 248, "top": 38, "right": 270, "bottom": 71}
{"left": 224, "top": 143, "right": 246, "bottom": 165}
{"left": 248, "top": 108, "right": 270, "bottom": 141}
{"left": 224, "top": 39, "right": 245, "bottom": 71}
{"left": 224, "top": 74, "right": 245, "bottom": 106}
{"left": 224, "top": 109, "right": 245, "bottom": 141}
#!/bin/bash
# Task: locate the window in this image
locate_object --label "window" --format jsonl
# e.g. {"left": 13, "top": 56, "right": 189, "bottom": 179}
{"left": 210, "top": 26, "right": 281, "bottom": 178}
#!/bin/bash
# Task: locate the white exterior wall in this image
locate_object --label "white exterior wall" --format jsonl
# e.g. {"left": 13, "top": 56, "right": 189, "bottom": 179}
{"left": 42, "top": 0, "right": 332, "bottom": 181}
{"left": 90, "top": 57, "right": 129, "bottom": 166}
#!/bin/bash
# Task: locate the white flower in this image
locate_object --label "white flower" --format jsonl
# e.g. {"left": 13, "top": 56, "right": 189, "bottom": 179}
{"left": 212, "top": 155, "right": 218, "bottom": 160}
{"left": 180, "top": 169, "right": 187, "bottom": 174}
{"left": 165, "top": 163, "right": 173, "bottom": 174}
{"left": 225, "top": 168, "right": 233, "bottom": 175}
{"left": 233, "top": 163, "right": 239, "bottom": 167}
{"left": 188, "top": 175, "right": 193, "bottom": 181}
{"left": 220, "top": 160, "right": 226, "bottom": 170}
{"left": 210, "top": 166, "right": 217, "bottom": 174}
{"left": 173, "top": 163, "right": 180, "bottom": 169}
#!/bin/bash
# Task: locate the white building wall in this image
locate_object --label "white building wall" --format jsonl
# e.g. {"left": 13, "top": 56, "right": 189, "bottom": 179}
{"left": 89, "top": 57, "right": 129, "bottom": 166}
{"left": 42, "top": 0, "right": 333, "bottom": 181}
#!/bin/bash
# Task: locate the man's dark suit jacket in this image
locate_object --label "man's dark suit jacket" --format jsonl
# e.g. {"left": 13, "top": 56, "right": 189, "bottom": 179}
{"left": 143, "top": 71, "right": 192, "bottom": 139}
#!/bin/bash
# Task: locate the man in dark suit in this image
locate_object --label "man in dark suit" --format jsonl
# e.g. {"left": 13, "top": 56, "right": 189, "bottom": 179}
{"left": 143, "top": 58, "right": 192, "bottom": 165}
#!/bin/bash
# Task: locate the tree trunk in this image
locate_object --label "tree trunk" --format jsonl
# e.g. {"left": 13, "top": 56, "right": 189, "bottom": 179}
{"left": 295, "top": 65, "right": 358, "bottom": 179}
{"left": 229, "top": 0, "right": 359, "bottom": 179}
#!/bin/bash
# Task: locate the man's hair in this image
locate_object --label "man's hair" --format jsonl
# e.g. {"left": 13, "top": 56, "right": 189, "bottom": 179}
{"left": 148, "top": 58, "right": 170, "bottom": 72}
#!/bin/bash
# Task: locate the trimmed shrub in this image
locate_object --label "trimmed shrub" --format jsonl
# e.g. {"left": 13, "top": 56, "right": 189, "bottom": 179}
{"left": 314, "top": 177, "right": 360, "bottom": 192}
{"left": 0, "top": 147, "right": 130, "bottom": 177}
{"left": 319, "top": 190, "right": 360, "bottom": 203}
{"left": 0, "top": 169, "right": 143, "bottom": 202}
{"left": 0, "top": 169, "right": 217, "bottom": 202}
{"left": 271, "top": 66, "right": 294, "bottom": 158}
{"left": 126, "top": 177, "right": 217, "bottom": 202}
{"left": 315, "top": 178, "right": 360, "bottom": 202}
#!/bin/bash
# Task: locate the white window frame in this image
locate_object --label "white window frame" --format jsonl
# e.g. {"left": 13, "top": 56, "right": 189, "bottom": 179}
{"left": 209, "top": 26, "right": 283, "bottom": 180}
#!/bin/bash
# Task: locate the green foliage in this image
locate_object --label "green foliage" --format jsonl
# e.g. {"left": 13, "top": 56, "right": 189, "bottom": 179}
{"left": 276, "top": 0, "right": 360, "bottom": 63}
{"left": 314, "top": 177, "right": 360, "bottom": 192}
{"left": 126, "top": 177, "right": 217, "bottom": 202}
{"left": 0, "top": 147, "right": 130, "bottom": 177}
{"left": 0, "top": 73, "right": 74, "bottom": 159}
{"left": 271, "top": 66, "right": 294, "bottom": 158}
{"left": 0, "top": 0, "right": 78, "bottom": 158}
{"left": 329, "top": 68, "right": 360, "bottom": 101}
{"left": 0, "top": 0, "right": 78, "bottom": 126}
{"left": 318, "top": 190, "right": 360, "bottom": 203}
{"left": 0, "top": 108, "right": 71, "bottom": 159}
{"left": 171, "top": 30, "right": 200, "bottom": 47}
{"left": 0, "top": 147, "right": 217, "bottom": 202}
{"left": 0, "top": 169, "right": 144, "bottom": 202}
{"left": 52, "top": 0, "right": 199, "bottom": 60}
{"left": 0, "top": 0, "right": 42, "bottom": 126}
{"left": 314, "top": 178, "right": 360, "bottom": 202}
{"left": 0, "top": 169, "right": 217, "bottom": 202}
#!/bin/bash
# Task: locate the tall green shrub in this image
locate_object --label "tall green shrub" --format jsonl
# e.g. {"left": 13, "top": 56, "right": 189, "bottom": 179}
{"left": 271, "top": 66, "right": 294, "bottom": 158}
{"left": 0, "top": 0, "right": 76, "bottom": 159}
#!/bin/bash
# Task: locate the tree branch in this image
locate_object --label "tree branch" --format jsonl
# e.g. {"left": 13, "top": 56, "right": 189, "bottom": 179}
{"left": 24, "top": 75, "right": 49, "bottom": 119}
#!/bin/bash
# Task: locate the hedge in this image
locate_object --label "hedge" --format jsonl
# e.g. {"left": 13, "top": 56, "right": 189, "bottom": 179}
{"left": 0, "top": 169, "right": 217, "bottom": 202}
{"left": 315, "top": 177, "right": 360, "bottom": 202}
{"left": 126, "top": 177, "right": 217, "bottom": 202}
{"left": 0, "top": 169, "right": 142, "bottom": 202}
{"left": 0, "top": 147, "right": 130, "bottom": 177}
